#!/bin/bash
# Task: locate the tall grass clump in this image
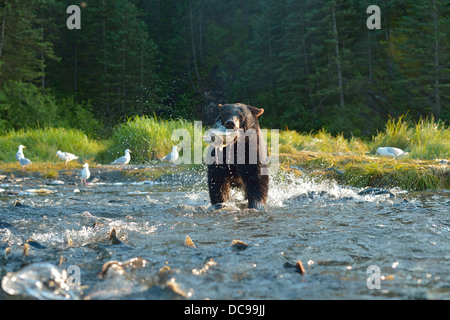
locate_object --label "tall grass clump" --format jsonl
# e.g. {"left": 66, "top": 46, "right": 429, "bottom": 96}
{"left": 409, "top": 117, "right": 450, "bottom": 160}
{"left": 370, "top": 115, "right": 413, "bottom": 153}
{"left": 98, "top": 115, "right": 206, "bottom": 164}
{"left": 277, "top": 129, "right": 368, "bottom": 155}
{"left": 0, "top": 127, "right": 106, "bottom": 163}
{"left": 370, "top": 115, "right": 449, "bottom": 160}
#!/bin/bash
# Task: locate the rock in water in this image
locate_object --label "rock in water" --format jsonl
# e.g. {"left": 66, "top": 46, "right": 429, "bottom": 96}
{"left": 230, "top": 239, "right": 248, "bottom": 250}
{"left": 0, "top": 222, "right": 13, "bottom": 229}
{"left": 108, "top": 228, "right": 122, "bottom": 245}
{"left": 13, "top": 200, "right": 32, "bottom": 208}
{"left": 184, "top": 235, "right": 196, "bottom": 248}
{"left": 99, "top": 257, "right": 148, "bottom": 278}
{"left": 358, "top": 187, "right": 395, "bottom": 198}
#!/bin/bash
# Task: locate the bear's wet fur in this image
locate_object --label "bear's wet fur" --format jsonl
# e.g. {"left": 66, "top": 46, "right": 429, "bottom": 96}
{"left": 207, "top": 103, "right": 269, "bottom": 211}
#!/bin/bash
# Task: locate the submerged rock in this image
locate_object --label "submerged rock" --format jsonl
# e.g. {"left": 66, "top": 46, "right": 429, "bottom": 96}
{"left": 26, "top": 239, "right": 47, "bottom": 250}
{"left": 108, "top": 199, "right": 128, "bottom": 204}
{"left": 290, "top": 190, "right": 355, "bottom": 202}
{"left": 358, "top": 187, "right": 395, "bottom": 198}
{"left": 99, "top": 257, "right": 148, "bottom": 279}
{"left": 0, "top": 222, "right": 13, "bottom": 229}
{"left": 230, "top": 240, "right": 248, "bottom": 250}
{"left": 13, "top": 200, "right": 32, "bottom": 208}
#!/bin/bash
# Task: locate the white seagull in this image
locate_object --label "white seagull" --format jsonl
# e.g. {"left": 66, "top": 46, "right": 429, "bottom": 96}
{"left": 80, "top": 163, "right": 90, "bottom": 186}
{"left": 19, "top": 157, "right": 32, "bottom": 172}
{"left": 56, "top": 150, "right": 79, "bottom": 166}
{"left": 111, "top": 149, "right": 132, "bottom": 165}
{"left": 377, "top": 147, "right": 409, "bottom": 158}
{"left": 161, "top": 146, "right": 179, "bottom": 164}
{"left": 16, "top": 145, "right": 26, "bottom": 161}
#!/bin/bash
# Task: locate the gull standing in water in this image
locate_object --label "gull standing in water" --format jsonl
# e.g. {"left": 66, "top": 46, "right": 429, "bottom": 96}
{"left": 80, "top": 163, "right": 90, "bottom": 186}
{"left": 161, "top": 146, "right": 179, "bottom": 164}
{"left": 56, "top": 150, "right": 79, "bottom": 166}
{"left": 111, "top": 149, "right": 132, "bottom": 165}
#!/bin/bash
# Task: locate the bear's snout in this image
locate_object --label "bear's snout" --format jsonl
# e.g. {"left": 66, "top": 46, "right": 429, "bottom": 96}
{"left": 224, "top": 120, "right": 238, "bottom": 129}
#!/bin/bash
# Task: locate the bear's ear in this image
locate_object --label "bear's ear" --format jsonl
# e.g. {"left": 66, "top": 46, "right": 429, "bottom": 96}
{"left": 249, "top": 106, "right": 264, "bottom": 118}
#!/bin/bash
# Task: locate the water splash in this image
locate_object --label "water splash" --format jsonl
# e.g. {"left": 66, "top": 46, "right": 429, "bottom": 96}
{"left": 1, "top": 263, "right": 80, "bottom": 300}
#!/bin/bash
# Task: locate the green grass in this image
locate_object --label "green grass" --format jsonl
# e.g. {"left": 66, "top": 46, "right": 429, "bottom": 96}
{"left": 369, "top": 115, "right": 449, "bottom": 160}
{"left": 0, "top": 127, "right": 106, "bottom": 163}
{"left": 0, "top": 115, "right": 448, "bottom": 191}
{"left": 341, "top": 160, "right": 448, "bottom": 191}
{"left": 96, "top": 115, "right": 207, "bottom": 164}
{"left": 276, "top": 128, "right": 368, "bottom": 155}
{"left": 285, "top": 152, "right": 449, "bottom": 191}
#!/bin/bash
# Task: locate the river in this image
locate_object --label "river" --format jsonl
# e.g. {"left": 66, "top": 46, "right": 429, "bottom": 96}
{"left": 0, "top": 167, "right": 449, "bottom": 299}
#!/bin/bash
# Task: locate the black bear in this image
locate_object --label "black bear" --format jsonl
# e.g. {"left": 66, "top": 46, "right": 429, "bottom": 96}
{"left": 206, "top": 103, "right": 269, "bottom": 211}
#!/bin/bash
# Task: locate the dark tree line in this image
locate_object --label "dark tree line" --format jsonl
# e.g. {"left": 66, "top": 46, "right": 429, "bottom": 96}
{"left": 0, "top": 0, "right": 448, "bottom": 136}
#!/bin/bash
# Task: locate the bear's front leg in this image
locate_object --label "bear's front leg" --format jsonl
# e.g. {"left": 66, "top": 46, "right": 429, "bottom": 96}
{"left": 238, "top": 165, "right": 269, "bottom": 211}
{"left": 247, "top": 179, "right": 268, "bottom": 211}
{"left": 207, "top": 164, "right": 232, "bottom": 206}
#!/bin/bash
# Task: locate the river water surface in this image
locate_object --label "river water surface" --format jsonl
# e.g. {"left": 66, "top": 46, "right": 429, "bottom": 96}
{"left": 0, "top": 167, "right": 449, "bottom": 300}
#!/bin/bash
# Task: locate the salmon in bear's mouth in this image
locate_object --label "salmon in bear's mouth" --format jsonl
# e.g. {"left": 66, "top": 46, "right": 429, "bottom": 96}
{"left": 203, "top": 121, "right": 240, "bottom": 147}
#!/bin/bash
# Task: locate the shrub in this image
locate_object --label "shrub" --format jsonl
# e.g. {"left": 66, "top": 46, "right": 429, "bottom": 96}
{"left": 0, "top": 81, "right": 103, "bottom": 137}
{"left": 0, "top": 81, "right": 60, "bottom": 131}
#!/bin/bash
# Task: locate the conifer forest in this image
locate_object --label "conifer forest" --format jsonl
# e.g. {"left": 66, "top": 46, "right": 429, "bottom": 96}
{"left": 0, "top": 0, "right": 448, "bottom": 137}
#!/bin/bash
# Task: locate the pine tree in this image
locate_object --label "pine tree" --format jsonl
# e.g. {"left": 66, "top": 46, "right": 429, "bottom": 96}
{"left": 0, "top": 0, "right": 57, "bottom": 85}
{"left": 395, "top": 0, "right": 449, "bottom": 120}
{"left": 48, "top": 0, "right": 161, "bottom": 125}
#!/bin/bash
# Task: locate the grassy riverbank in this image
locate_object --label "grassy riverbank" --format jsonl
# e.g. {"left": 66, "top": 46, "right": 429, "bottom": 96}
{"left": 277, "top": 151, "right": 449, "bottom": 191}
{"left": 0, "top": 115, "right": 448, "bottom": 191}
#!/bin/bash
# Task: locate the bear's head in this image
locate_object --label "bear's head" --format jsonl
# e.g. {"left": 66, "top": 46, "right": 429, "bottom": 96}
{"left": 217, "top": 103, "right": 264, "bottom": 131}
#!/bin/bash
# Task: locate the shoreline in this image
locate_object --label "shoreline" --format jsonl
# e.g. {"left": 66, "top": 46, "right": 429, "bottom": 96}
{"left": 1, "top": 151, "right": 449, "bottom": 191}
